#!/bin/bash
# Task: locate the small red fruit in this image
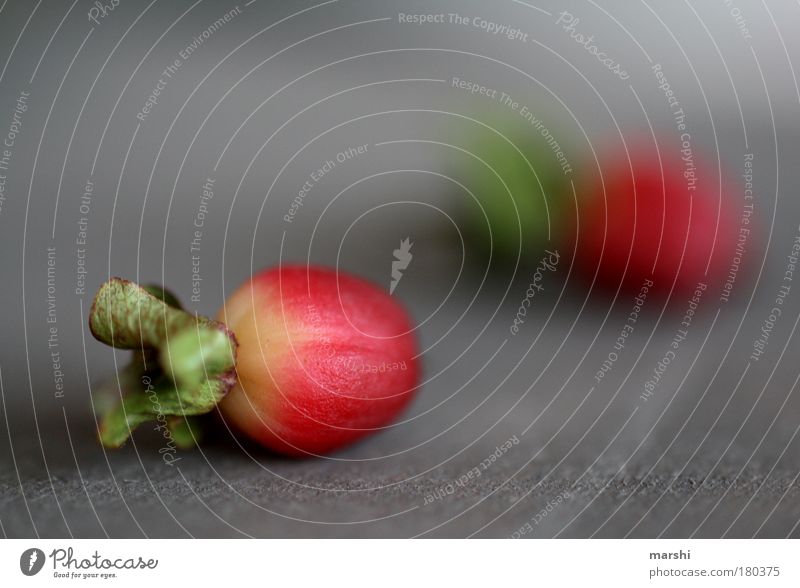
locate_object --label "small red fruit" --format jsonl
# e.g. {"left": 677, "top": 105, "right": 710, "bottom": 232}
{"left": 89, "top": 266, "right": 420, "bottom": 456}
{"left": 217, "top": 265, "right": 420, "bottom": 456}
{"left": 572, "top": 140, "right": 740, "bottom": 296}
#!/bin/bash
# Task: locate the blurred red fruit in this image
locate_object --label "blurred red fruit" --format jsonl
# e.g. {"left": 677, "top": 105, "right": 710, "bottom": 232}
{"left": 571, "top": 140, "right": 741, "bottom": 297}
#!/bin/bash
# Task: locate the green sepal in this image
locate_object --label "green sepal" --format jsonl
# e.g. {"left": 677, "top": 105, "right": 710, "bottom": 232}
{"left": 167, "top": 416, "right": 205, "bottom": 450}
{"left": 89, "top": 278, "right": 237, "bottom": 449}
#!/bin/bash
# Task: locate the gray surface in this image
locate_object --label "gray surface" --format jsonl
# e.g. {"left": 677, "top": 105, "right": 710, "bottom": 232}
{"left": 3, "top": 277, "right": 800, "bottom": 538}
{"left": 1, "top": 0, "right": 800, "bottom": 538}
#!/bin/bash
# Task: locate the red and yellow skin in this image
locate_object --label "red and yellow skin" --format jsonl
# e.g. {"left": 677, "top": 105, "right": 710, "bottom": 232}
{"left": 571, "top": 141, "right": 741, "bottom": 297}
{"left": 217, "top": 265, "right": 420, "bottom": 456}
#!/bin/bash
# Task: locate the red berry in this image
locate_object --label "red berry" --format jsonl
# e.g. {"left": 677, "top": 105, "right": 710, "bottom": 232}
{"left": 571, "top": 140, "right": 740, "bottom": 297}
{"left": 217, "top": 265, "right": 420, "bottom": 456}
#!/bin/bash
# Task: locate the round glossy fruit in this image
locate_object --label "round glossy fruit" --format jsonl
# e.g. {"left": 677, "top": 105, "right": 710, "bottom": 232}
{"left": 217, "top": 265, "right": 420, "bottom": 456}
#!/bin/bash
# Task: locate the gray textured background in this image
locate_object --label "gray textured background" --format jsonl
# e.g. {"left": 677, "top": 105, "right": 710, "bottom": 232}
{"left": 1, "top": 0, "right": 799, "bottom": 538}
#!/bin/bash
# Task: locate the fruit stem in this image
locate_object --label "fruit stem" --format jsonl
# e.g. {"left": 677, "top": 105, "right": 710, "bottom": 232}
{"left": 88, "top": 278, "right": 238, "bottom": 449}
